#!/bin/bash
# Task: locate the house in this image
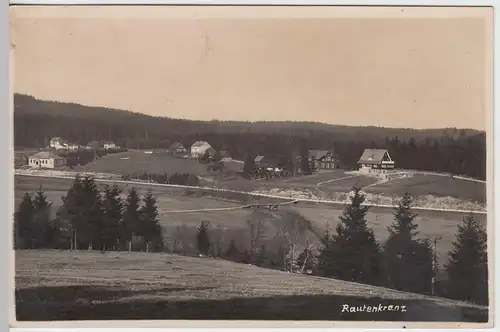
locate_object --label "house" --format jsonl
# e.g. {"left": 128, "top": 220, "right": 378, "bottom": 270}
{"left": 254, "top": 155, "right": 279, "bottom": 169}
{"left": 49, "top": 137, "right": 79, "bottom": 151}
{"left": 169, "top": 142, "right": 187, "bottom": 154}
{"left": 49, "top": 137, "right": 69, "bottom": 150}
{"left": 190, "top": 141, "right": 213, "bottom": 158}
{"left": 357, "top": 149, "right": 395, "bottom": 173}
{"left": 28, "top": 151, "right": 67, "bottom": 169}
{"left": 86, "top": 141, "right": 102, "bottom": 150}
{"left": 308, "top": 149, "right": 338, "bottom": 170}
{"left": 103, "top": 142, "right": 117, "bottom": 149}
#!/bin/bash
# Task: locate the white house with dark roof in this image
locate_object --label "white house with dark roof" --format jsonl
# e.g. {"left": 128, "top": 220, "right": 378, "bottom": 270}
{"left": 190, "top": 141, "right": 213, "bottom": 158}
{"left": 28, "top": 151, "right": 67, "bottom": 169}
{"left": 357, "top": 149, "right": 395, "bottom": 173}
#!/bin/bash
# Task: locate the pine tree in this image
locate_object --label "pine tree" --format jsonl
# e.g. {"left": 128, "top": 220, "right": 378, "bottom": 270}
{"left": 196, "top": 221, "right": 211, "bottom": 256}
{"left": 382, "top": 192, "right": 433, "bottom": 294}
{"left": 122, "top": 187, "right": 142, "bottom": 251}
{"left": 32, "top": 187, "right": 53, "bottom": 248}
{"left": 101, "top": 185, "right": 123, "bottom": 251}
{"left": 317, "top": 186, "right": 381, "bottom": 285}
{"left": 56, "top": 176, "right": 103, "bottom": 250}
{"left": 14, "top": 193, "right": 35, "bottom": 249}
{"left": 243, "top": 152, "right": 256, "bottom": 176}
{"left": 300, "top": 156, "right": 312, "bottom": 174}
{"left": 224, "top": 239, "right": 241, "bottom": 262}
{"left": 445, "top": 215, "right": 488, "bottom": 304}
{"left": 139, "top": 190, "right": 162, "bottom": 252}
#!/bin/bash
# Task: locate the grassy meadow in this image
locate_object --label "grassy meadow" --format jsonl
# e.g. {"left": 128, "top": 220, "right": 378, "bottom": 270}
{"left": 15, "top": 250, "right": 488, "bottom": 321}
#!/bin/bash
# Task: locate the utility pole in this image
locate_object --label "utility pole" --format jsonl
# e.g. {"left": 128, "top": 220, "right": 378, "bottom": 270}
{"left": 431, "top": 236, "right": 443, "bottom": 296}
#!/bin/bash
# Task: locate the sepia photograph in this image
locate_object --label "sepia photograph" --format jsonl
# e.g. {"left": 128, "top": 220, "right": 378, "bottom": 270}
{"left": 9, "top": 5, "right": 493, "bottom": 326}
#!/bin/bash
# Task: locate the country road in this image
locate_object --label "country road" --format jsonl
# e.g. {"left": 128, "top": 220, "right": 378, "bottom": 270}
{"left": 14, "top": 170, "right": 487, "bottom": 215}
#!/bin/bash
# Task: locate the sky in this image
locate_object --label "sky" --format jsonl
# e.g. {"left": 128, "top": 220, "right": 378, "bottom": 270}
{"left": 11, "top": 6, "right": 491, "bottom": 130}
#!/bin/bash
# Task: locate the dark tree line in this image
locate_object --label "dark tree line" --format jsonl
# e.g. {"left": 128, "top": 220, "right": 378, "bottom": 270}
{"left": 14, "top": 176, "right": 163, "bottom": 252}
{"left": 15, "top": 94, "right": 485, "bottom": 180}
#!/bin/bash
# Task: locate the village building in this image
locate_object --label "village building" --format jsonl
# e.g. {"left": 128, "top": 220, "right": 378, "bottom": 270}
{"left": 308, "top": 149, "right": 338, "bottom": 170}
{"left": 28, "top": 151, "right": 67, "bottom": 169}
{"left": 190, "top": 141, "right": 213, "bottom": 158}
{"left": 168, "top": 142, "right": 187, "bottom": 154}
{"left": 357, "top": 148, "right": 395, "bottom": 174}
{"left": 103, "top": 142, "right": 117, "bottom": 149}
{"left": 49, "top": 137, "right": 79, "bottom": 151}
{"left": 254, "top": 155, "right": 280, "bottom": 169}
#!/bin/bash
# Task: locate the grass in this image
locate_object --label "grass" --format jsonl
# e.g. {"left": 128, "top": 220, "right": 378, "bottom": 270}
{"left": 72, "top": 150, "right": 208, "bottom": 175}
{"left": 15, "top": 250, "right": 488, "bottom": 322}
{"left": 363, "top": 174, "right": 486, "bottom": 203}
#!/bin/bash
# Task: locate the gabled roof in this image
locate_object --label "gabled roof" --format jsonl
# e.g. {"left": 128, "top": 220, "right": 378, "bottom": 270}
{"left": 30, "top": 151, "right": 64, "bottom": 159}
{"left": 308, "top": 149, "right": 333, "bottom": 160}
{"left": 254, "top": 155, "right": 265, "bottom": 163}
{"left": 357, "top": 149, "right": 392, "bottom": 164}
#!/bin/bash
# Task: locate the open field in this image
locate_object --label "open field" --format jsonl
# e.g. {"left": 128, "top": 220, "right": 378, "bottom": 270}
{"left": 73, "top": 150, "right": 208, "bottom": 175}
{"left": 15, "top": 250, "right": 488, "bottom": 321}
{"left": 363, "top": 173, "right": 486, "bottom": 203}
{"left": 15, "top": 175, "right": 487, "bottom": 267}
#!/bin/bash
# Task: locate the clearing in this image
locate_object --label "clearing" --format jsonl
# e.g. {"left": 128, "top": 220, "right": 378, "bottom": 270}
{"left": 15, "top": 250, "right": 488, "bottom": 321}
{"left": 362, "top": 173, "right": 486, "bottom": 203}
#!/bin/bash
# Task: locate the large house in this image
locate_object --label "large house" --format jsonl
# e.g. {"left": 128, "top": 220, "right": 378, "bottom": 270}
{"left": 28, "top": 151, "right": 67, "bottom": 169}
{"left": 308, "top": 149, "right": 338, "bottom": 170}
{"left": 190, "top": 141, "right": 213, "bottom": 158}
{"left": 295, "top": 149, "right": 338, "bottom": 174}
{"left": 357, "top": 149, "right": 395, "bottom": 173}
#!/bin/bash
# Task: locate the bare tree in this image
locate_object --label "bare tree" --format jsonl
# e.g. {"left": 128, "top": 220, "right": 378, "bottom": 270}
{"left": 278, "top": 215, "right": 308, "bottom": 272}
{"left": 172, "top": 224, "right": 194, "bottom": 255}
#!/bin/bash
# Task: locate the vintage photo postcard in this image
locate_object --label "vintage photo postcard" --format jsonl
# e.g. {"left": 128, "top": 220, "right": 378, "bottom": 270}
{"left": 9, "top": 5, "right": 493, "bottom": 328}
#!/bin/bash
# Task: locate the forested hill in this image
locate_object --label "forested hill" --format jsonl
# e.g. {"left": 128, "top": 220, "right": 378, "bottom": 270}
{"left": 14, "top": 94, "right": 486, "bottom": 180}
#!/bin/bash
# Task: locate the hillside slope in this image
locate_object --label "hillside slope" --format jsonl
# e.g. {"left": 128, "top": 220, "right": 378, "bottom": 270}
{"left": 15, "top": 250, "right": 488, "bottom": 322}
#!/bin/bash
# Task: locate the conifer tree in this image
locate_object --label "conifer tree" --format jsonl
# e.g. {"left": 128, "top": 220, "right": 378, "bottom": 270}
{"left": 101, "top": 185, "right": 123, "bottom": 251}
{"left": 243, "top": 152, "right": 256, "bottom": 176}
{"left": 224, "top": 239, "right": 241, "bottom": 262}
{"left": 32, "top": 186, "right": 53, "bottom": 248}
{"left": 14, "top": 193, "right": 35, "bottom": 249}
{"left": 122, "top": 187, "right": 142, "bottom": 251}
{"left": 196, "top": 221, "right": 211, "bottom": 256}
{"left": 445, "top": 215, "right": 488, "bottom": 304}
{"left": 317, "top": 186, "right": 381, "bottom": 285}
{"left": 139, "top": 190, "right": 162, "bottom": 252}
{"left": 382, "top": 192, "right": 433, "bottom": 294}
{"left": 56, "top": 176, "right": 103, "bottom": 250}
